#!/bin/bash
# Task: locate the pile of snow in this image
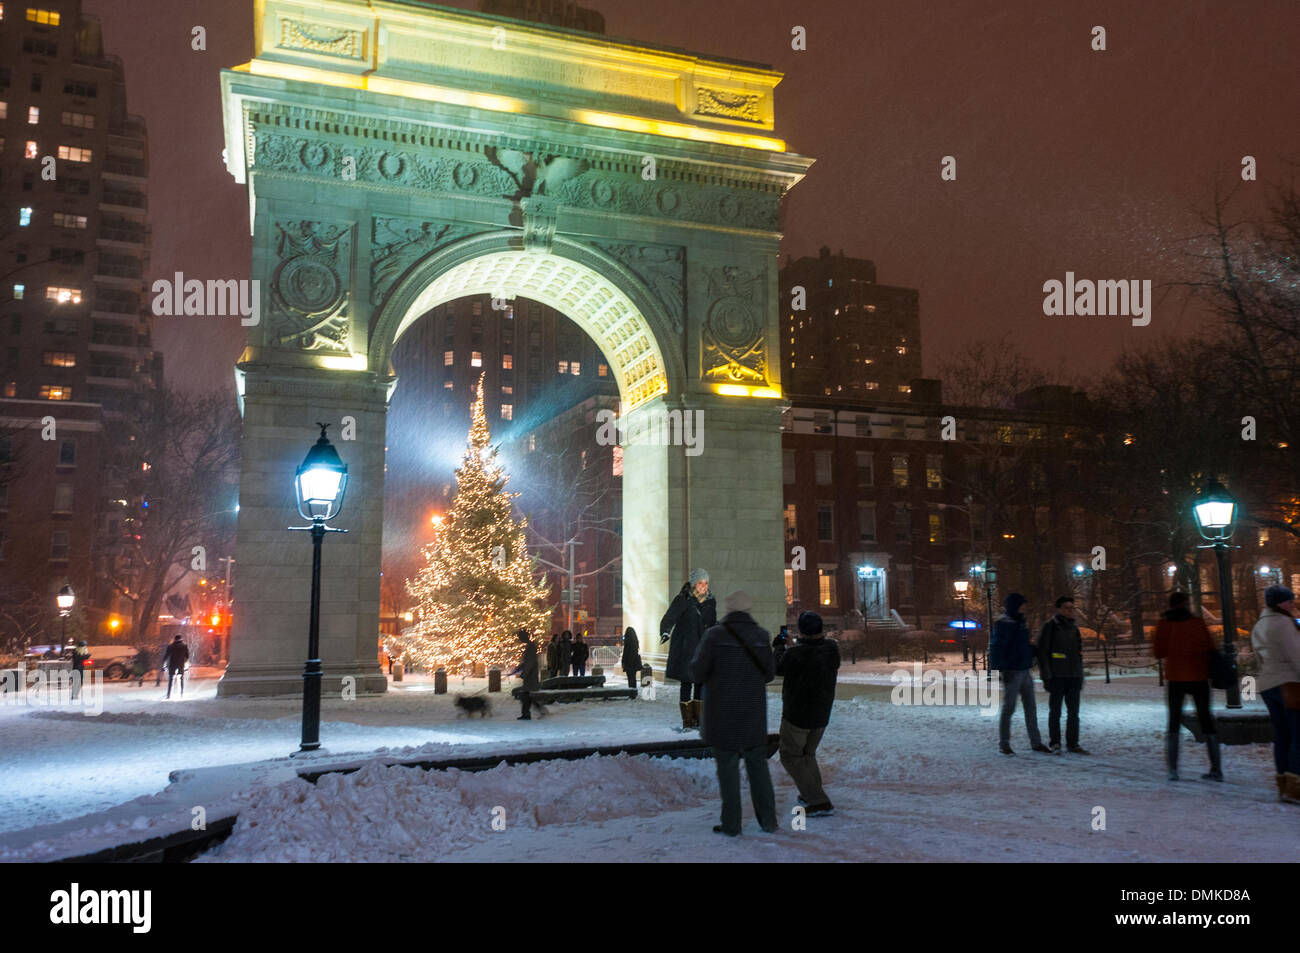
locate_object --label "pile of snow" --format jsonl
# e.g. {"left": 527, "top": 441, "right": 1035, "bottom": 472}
{"left": 198, "top": 754, "right": 718, "bottom": 862}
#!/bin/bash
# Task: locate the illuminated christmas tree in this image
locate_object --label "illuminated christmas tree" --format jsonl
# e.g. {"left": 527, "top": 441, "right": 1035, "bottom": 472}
{"left": 399, "top": 374, "right": 552, "bottom": 670}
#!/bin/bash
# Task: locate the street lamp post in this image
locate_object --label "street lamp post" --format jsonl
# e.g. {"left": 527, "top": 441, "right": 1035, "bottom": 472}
{"left": 954, "top": 579, "right": 970, "bottom": 662}
{"left": 983, "top": 562, "right": 997, "bottom": 681}
{"left": 57, "top": 584, "right": 75, "bottom": 647}
{"left": 1193, "top": 479, "right": 1241, "bottom": 709}
{"left": 288, "top": 424, "right": 349, "bottom": 752}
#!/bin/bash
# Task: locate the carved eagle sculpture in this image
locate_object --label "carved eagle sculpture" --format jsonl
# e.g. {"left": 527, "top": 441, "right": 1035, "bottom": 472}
{"left": 485, "top": 147, "right": 588, "bottom": 200}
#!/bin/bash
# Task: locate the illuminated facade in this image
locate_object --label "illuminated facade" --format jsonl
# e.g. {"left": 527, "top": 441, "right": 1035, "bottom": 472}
{"left": 217, "top": 0, "right": 812, "bottom": 696}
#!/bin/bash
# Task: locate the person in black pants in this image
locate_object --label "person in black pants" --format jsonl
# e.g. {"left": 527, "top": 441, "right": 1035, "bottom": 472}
{"left": 621, "top": 627, "right": 642, "bottom": 689}
{"left": 1037, "top": 596, "right": 1088, "bottom": 754}
{"left": 162, "top": 635, "right": 189, "bottom": 699}
{"left": 1152, "top": 592, "right": 1220, "bottom": 781}
{"left": 571, "top": 632, "right": 589, "bottom": 676}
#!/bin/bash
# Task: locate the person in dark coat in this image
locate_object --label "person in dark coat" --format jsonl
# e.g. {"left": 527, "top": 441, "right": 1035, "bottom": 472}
{"left": 70, "top": 641, "right": 89, "bottom": 700}
{"left": 688, "top": 590, "right": 777, "bottom": 836}
{"left": 775, "top": 611, "right": 840, "bottom": 815}
{"left": 510, "top": 629, "right": 545, "bottom": 719}
{"left": 989, "top": 593, "right": 1048, "bottom": 755}
{"left": 162, "top": 635, "right": 189, "bottom": 699}
{"left": 133, "top": 647, "right": 152, "bottom": 687}
{"left": 1037, "top": 595, "right": 1087, "bottom": 753}
{"left": 557, "top": 630, "right": 573, "bottom": 678}
{"left": 621, "top": 627, "right": 642, "bottom": 690}
{"left": 571, "top": 632, "right": 589, "bottom": 676}
{"left": 661, "top": 568, "right": 717, "bottom": 729}
{"left": 545, "top": 634, "right": 560, "bottom": 680}
{"left": 1152, "top": 591, "right": 1220, "bottom": 781}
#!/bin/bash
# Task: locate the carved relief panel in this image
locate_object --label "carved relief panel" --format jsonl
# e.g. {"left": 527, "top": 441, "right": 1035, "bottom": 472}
{"left": 268, "top": 220, "right": 354, "bottom": 352}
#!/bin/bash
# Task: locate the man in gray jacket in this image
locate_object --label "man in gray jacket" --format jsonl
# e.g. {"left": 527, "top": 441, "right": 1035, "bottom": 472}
{"left": 1037, "top": 596, "right": 1087, "bottom": 754}
{"left": 689, "top": 590, "right": 777, "bottom": 836}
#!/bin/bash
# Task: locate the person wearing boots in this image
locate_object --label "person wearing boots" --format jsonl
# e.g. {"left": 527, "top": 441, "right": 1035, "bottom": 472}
{"left": 661, "top": 568, "right": 716, "bottom": 730}
{"left": 990, "top": 593, "right": 1050, "bottom": 755}
{"left": 1249, "top": 584, "right": 1300, "bottom": 802}
{"left": 1037, "top": 596, "right": 1088, "bottom": 754}
{"left": 1153, "top": 591, "right": 1221, "bottom": 781}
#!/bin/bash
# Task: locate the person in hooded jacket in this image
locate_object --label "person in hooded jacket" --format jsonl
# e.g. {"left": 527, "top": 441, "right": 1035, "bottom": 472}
{"left": 162, "top": 635, "right": 189, "bottom": 699}
{"left": 1249, "top": 584, "right": 1300, "bottom": 802}
{"left": 557, "top": 630, "right": 573, "bottom": 678}
{"left": 774, "top": 611, "right": 840, "bottom": 816}
{"left": 989, "top": 592, "right": 1049, "bottom": 756}
{"left": 621, "top": 627, "right": 642, "bottom": 689}
{"left": 1152, "top": 591, "right": 1221, "bottom": 781}
{"left": 661, "top": 568, "right": 716, "bottom": 730}
{"left": 688, "top": 590, "right": 776, "bottom": 836}
{"left": 545, "top": 634, "right": 560, "bottom": 680}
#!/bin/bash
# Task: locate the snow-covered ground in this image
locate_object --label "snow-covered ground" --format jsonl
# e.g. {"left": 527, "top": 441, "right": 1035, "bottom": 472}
{"left": 1, "top": 662, "right": 1295, "bottom": 862}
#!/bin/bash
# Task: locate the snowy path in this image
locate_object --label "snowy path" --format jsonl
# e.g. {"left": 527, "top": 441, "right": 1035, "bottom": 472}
{"left": 2, "top": 669, "right": 1295, "bottom": 862}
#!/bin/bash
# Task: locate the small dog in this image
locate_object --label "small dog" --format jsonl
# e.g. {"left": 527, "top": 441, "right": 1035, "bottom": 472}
{"left": 454, "top": 694, "right": 491, "bottom": 718}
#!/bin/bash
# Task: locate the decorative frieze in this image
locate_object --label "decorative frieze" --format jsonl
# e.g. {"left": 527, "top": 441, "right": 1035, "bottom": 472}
{"left": 268, "top": 220, "right": 353, "bottom": 352}
{"left": 370, "top": 218, "right": 479, "bottom": 305}
{"left": 595, "top": 241, "right": 686, "bottom": 335}
{"left": 695, "top": 87, "right": 763, "bottom": 124}
{"left": 701, "top": 264, "right": 767, "bottom": 384}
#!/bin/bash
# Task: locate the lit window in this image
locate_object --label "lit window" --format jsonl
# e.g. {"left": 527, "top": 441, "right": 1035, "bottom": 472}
{"left": 570, "top": 362, "right": 580, "bottom": 376}
{"left": 557, "top": 360, "right": 568, "bottom": 374}
{"left": 57, "top": 145, "right": 92, "bottom": 162}
{"left": 925, "top": 455, "right": 942, "bottom": 489}
{"left": 0, "top": 102, "right": 6, "bottom": 119}
{"left": 43, "top": 351, "right": 75, "bottom": 367}
{"left": 500, "top": 404, "right": 513, "bottom": 421}
{"left": 19, "top": 207, "right": 32, "bottom": 226}
{"left": 892, "top": 455, "right": 909, "bottom": 488}
{"left": 528, "top": 434, "right": 535, "bottom": 452}
{"left": 783, "top": 503, "right": 797, "bottom": 540}
{"left": 928, "top": 510, "right": 945, "bottom": 545}
{"left": 501, "top": 385, "right": 512, "bottom": 395}
{"left": 39, "top": 384, "right": 71, "bottom": 400}
{"left": 471, "top": 351, "right": 482, "bottom": 367}
{"left": 502, "top": 354, "right": 513, "bottom": 370}
{"left": 598, "top": 364, "right": 608, "bottom": 377}
{"left": 865, "top": 381, "right": 879, "bottom": 390}
{"left": 27, "top": 8, "right": 62, "bottom": 25}
{"left": 443, "top": 381, "right": 453, "bottom": 390}
{"left": 471, "top": 300, "right": 482, "bottom": 315}
{"left": 25, "top": 140, "right": 38, "bottom": 159}
{"left": 52, "top": 212, "right": 86, "bottom": 229}
{"left": 898, "top": 385, "right": 911, "bottom": 394}
{"left": 785, "top": 569, "right": 794, "bottom": 606}
{"left": 45, "top": 286, "right": 81, "bottom": 304}
{"left": 3, "top": 382, "right": 15, "bottom": 397}
{"left": 27, "top": 106, "right": 38, "bottom": 124}
{"left": 443, "top": 351, "right": 453, "bottom": 366}
{"left": 818, "top": 568, "right": 836, "bottom": 607}
{"left": 896, "top": 346, "right": 907, "bottom": 355}
{"left": 61, "top": 111, "right": 94, "bottom": 129}
{"left": 13, "top": 284, "right": 24, "bottom": 300}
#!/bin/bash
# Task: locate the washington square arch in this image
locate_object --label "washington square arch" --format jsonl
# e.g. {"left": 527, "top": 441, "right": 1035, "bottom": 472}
{"left": 216, "top": 0, "right": 814, "bottom": 697}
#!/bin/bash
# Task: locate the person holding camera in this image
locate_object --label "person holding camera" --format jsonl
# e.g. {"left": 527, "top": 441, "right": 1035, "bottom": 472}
{"left": 774, "top": 612, "right": 840, "bottom": 816}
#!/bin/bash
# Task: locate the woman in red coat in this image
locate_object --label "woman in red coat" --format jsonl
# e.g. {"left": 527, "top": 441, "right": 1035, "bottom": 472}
{"left": 1152, "top": 591, "right": 1221, "bottom": 781}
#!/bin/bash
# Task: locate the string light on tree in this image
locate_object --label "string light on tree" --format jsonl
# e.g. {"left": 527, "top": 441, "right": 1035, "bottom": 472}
{"left": 398, "top": 374, "right": 552, "bottom": 670}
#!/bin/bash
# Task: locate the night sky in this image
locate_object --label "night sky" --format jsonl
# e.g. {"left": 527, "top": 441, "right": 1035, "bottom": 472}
{"left": 81, "top": 0, "right": 1300, "bottom": 395}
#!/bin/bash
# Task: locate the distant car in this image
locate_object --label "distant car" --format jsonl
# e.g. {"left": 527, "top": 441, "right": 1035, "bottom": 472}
{"left": 83, "top": 645, "right": 139, "bottom": 680}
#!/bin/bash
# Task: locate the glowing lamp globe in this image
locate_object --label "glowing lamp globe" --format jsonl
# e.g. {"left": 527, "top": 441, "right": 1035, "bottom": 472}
{"left": 1192, "top": 480, "right": 1236, "bottom": 543}
{"left": 295, "top": 424, "right": 348, "bottom": 521}
{"left": 953, "top": 580, "right": 969, "bottom": 595}
{"left": 56, "top": 585, "right": 75, "bottom": 612}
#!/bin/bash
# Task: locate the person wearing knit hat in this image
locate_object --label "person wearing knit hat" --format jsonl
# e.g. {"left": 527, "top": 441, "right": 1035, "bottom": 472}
{"left": 660, "top": 569, "right": 716, "bottom": 729}
{"left": 774, "top": 610, "right": 840, "bottom": 816}
{"left": 1250, "top": 585, "right": 1300, "bottom": 801}
{"left": 989, "top": 591, "right": 1049, "bottom": 756}
{"left": 688, "top": 590, "right": 777, "bottom": 835}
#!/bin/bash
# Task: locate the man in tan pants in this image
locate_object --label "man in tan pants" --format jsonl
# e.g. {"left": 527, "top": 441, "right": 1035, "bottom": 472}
{"left": 774, "top": 611, "right": 841, "bottom": 816}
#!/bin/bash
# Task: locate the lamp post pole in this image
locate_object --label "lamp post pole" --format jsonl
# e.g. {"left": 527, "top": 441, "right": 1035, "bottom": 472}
{"left": 288, "top": 424, "right": 349, "bottom": 754}
{"left": 984, "top": 563, "right": 997, "bottom": 681}
{"left": 1213, "top": 541, "right": 1242, "bottom": 709}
